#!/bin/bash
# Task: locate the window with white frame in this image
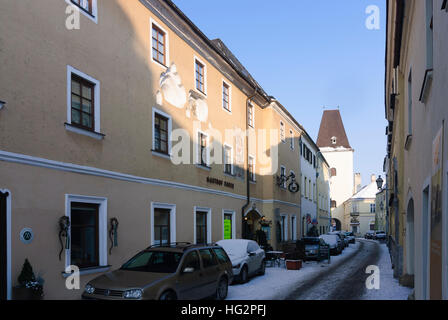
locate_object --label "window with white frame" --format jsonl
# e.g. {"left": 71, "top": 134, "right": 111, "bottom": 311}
{"left": 152, "top": 108, "right": 172, "bottom": 156}
{"left": 290, "top": 130, "right": 294, "bottom": 150}
{"left": 66, "top": 0, "right": 98, "bottom": 23}
{"left": 280, "top": 215, "right": 288, "bottom": 242}
{"left": 222, "top": 81, "right": 231, "bottom": 112}
{"left": 248, "top": 103, "right": 254, "bottom": 128}
{"left": 249, "top": 156, "right": 256, "bottom": 182}
{"left": 197, "top": 131, "right": 209, "bottom": 167}
{"left": 194, "top": 207, "right": 211, "bottom": 244}
{"left": 280, "top": 166, "right": 286, "bottom": 189}
{"left": 223, "top": 210, "right": 235, "bottom": 240}
{"left": 151, "top": 203, "right": 176, "bottom": 246}
{"left": 291, "top": 216, "right": 297, "bottom": 241}
{"left": 65, "top": 194, "right": 107, "bottom": 270}
{"left": 66, "top": 66, "right": 101, "bottom": 138}
{"left": 223, "top": 145, "right": 233, "bottom": 175}
{"left": 195, "top": 58, "right": 206, "bottom": 95}
{"left": 280, "top": 121, "right": 285, "bottom": 142}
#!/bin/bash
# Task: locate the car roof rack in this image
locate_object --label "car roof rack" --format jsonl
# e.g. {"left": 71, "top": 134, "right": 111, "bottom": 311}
{"left": 146, "top": 242, "right": 192, "bottom": 249}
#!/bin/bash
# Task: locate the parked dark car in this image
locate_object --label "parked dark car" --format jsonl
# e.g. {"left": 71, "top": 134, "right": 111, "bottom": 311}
{"left": 303, "top": 237, "right": 330, "bottom": 261}
{"left": 82, "top": 243, "right": 233, "bottom": 300}
{"left": 365, "top": 230, "right": 375, "bottom": 239}
{"left": 374, "top": 231, "right": 387, "bottom": 240}
{"left": 320, "top": 234, "right": 343, "bottom": 255}
{"left": 344, "top": 232, "right": 356, "bottom": 244}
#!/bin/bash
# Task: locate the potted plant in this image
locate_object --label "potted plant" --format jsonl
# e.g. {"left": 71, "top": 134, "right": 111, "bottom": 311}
{"left": 12, "top": 259, "right": 44, "bottom": 300}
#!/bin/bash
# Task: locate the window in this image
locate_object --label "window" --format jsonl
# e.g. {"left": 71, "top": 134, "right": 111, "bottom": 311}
{"left": 68, "top": 0, "right": 98, "bottom": 22}
{"left": 280, "top": 215, "right": 288, "bottom": 242}
{"left": 195, "top": 59, "right": 206, "bottom": 94}
{"left": 370, "top": 204, "right": 376, "bottom": 213}
{"left": 198, "top": 132, "right": 208, "bottom": 167}
{"left": 304, "top": 177, "right": 307, "bottom": 197}
{"left": 223, "top": 211, "right": 234, "bottom": 239}
{"left": 199, "top": 249, "right": 218, "bottom": 268}
{"left": 222, "top": 81, "right": 231, "bottom": 112}
{"left": 121, "top": 251, "right": 182, "bottom": 273}
{"left": 154, "top": 208, "right": 171, "bottom": 245}
{"left": 280, "top": 166, "right": 286, "bottom": 189}
{"left": 195, "top": 211, "right": 208, "bottom": 244}
{"left": 70, "top": 74, "right": 95, "bottom": 131}
{"left": 181, "top": 251, "right": 200, "bottom": 271}
{"left": 408, "top": 70, "right": 412, "bottom": 135}
{"left": 331, "top": 200, "right": 337, "bottom": 208}
{"left": 70, "top": 202, "right": 99, "bottom": 269}
{"left": 248, "top": 156, "right": 256, "bottom": 182}
{"left": 280, "top": 121, "right": 285, "bottom": 142}
{"left": 331, "top": 136, "right": 337, "bottom": 145}
{"left": 426, "top": 0, "right": 434, "bottom": 69}
{"left": 224, "top": 145, "right": 233, "bottom": 175}
{"left": 291, "top": 216, "right": 296, "bottom": 241}
{"left": 213, "top": 248, "right": 230, "bottom": 264}
{"left": 66, "top": 66, "right": 101, "bottom": 138}
{"left": 290, "top": 130, "right": 294, "bottom": 150}
{"left": 154, "top": 113, "right": 169, "bottom": 154}
{"left": 248, "top": 103, "right": 254, "bottom": 127}
{"left": 152, "top": 24, "right": 166, "bottom": 65}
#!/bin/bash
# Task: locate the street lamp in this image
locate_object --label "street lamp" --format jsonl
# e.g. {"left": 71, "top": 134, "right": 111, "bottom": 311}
{"left": 376, "top": 175, "right": 384, "bottom": 190}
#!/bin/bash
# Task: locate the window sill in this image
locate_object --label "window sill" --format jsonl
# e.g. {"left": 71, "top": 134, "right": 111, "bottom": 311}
{"left": 152, "top": 59, "right": 168, "bottom": 70}
{"left": 151, "top": 150, "right": 172, "bottom": 160}
{"left": 196, "top": 164, "right": 211, "bottom": 171}
{"left": 250, "top": 180, "right": 257, "bottom": 185}
{"left": 223, "top": 108, "right": 232, "bottom": 114}
{"left": 61, "top": 265, "right": 111, "bottom": 278}
{"left": 224, "top": 172, "right": 235, "bottom": 179}
{"left": 65, "top": 123, "right": 105, "bottom": 140}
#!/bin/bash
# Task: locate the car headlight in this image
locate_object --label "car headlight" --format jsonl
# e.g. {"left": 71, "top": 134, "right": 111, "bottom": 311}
{"left": 124, "top": 289, "right": 143, "bottom": 299}
{"left": 84, "top": 284, "right": 95, "bottom": 294}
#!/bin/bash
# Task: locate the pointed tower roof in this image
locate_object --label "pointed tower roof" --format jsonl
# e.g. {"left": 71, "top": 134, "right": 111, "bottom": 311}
{"left": 317, "top": 110, "right": 351, "bottom": 149}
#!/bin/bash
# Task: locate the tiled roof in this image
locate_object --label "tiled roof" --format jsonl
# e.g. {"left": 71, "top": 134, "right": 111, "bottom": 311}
{"left": 317, "top": 110, "right": 351, "bottom": 149}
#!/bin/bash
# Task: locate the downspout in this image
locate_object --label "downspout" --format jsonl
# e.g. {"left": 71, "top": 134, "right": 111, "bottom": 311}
{"left": 241, "top": 88, "right": 258, "bottom": 239}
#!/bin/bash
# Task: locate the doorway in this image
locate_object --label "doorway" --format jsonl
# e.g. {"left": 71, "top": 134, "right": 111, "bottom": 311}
{"left": 0, "top": 190, "right": 10, "bottom": 300}
{"left": 406, "top": 198, "right": 415, "bottom": 275}
{"left": 243, "top": 210, "right": 261, "bottom": 240}
{"left": 422, "top": 186, "right": 430, "bottom": 299}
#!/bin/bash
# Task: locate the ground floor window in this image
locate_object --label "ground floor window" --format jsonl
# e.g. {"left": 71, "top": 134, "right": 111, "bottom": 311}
{"left": 223, "top": 213, "right": 233, "bottom": 240}
{"left": 196, "top": 211, "right": 208, "bottom": 244}
{"left": 291, "top": 216, "right": 296, "bottom": 240}
{"left": 280, "top": 215, "right": 288, "bottom": 242}
{"left": 154, "top": 208, "right": 171, "bottom": 245}
{"left": 70, "top": 202, "right": 99, "bottom": 269}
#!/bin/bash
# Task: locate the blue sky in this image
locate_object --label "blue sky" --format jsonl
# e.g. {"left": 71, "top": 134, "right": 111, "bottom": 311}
{"left": 174, "top": 0, "right": 387, "bottom": 186}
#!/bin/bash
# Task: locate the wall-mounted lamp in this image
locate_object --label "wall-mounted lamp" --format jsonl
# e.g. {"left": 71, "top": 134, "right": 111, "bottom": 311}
{"left": 109, "top": 217, "right": 119, "bottom": 255}
{"left": 0, "top": 100, "right": 6, "bottom": 110}
{"left": 58, "top": 216, "right": 70, "bottom": 261}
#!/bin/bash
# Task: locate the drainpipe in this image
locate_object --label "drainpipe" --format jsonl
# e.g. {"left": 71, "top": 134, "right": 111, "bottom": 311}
{"left": 241, "top": 88, "right": 258, "bottom": 239}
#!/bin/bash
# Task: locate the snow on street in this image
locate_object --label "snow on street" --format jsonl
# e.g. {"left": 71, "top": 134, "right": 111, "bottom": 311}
{"left": 361, "top": 240, "right": 413, "bottom": 300}
{"left": 227, "top": 239, "right": 412, "bottom": 300}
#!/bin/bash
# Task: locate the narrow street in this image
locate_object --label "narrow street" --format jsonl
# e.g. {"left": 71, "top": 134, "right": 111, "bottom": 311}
{"left": 287, "top": 240, "right": 380, "bottom": 300}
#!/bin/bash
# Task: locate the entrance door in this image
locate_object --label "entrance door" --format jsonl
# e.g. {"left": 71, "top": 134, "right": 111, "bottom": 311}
{"left": 0, "top": 191, "right": 8, "bottom": 300}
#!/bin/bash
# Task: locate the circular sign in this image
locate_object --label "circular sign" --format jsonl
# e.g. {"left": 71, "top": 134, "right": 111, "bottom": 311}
{"left": 288, "top": 182, "right": 300, "bottom": 193}
{"left": 20, "top": 228, "right": 34, "bottom": 244}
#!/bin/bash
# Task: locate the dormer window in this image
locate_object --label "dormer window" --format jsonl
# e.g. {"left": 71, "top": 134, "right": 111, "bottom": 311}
{"left": 331, "top": 136, "right": 337, "bottom": 145}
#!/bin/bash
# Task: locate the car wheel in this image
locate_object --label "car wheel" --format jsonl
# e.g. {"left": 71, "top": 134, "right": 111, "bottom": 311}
{"left": 240, "top": 266, "right": 249, "bottom": 283}
{"left": 215, "top": 277, "right": 228, "bottom": 300}
{"left": 258, "top": 260, "right": 266, "bottom": 276}
{"left": 159, "top": 290, "right": 177, "bottom": 300}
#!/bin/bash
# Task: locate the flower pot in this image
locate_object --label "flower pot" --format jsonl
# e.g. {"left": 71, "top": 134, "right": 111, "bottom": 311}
{"left": 12, "top": 287, "right": 43, "bottom": 300}
{"left": 285, "top": 260, "right": 302, "bottom": 270}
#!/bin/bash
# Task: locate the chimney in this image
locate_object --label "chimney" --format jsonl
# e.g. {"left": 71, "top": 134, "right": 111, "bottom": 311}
{"left": 354, "top": 173, "right": 362, "bottom": 193}
{"left": 371, "top": 174, "right": 377, "bottom": 183}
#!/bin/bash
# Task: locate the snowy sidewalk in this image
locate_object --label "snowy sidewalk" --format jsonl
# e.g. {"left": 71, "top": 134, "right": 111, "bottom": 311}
{"left": 361, "top": 241, "right": 413, "bottom": 300}
{"left": 227, "top": 240, "right": 413, "bottom": 300}
{"left": 227, "top": 242, "right": 361, "bottom": 300}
